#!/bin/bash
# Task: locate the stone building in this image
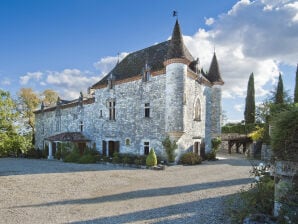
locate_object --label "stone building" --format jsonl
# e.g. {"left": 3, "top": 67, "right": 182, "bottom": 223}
{"left": 34, "top": 20, "right": 224, "bottom": 159}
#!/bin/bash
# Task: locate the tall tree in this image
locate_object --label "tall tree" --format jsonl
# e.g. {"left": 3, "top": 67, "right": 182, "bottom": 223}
{"left": 41, "top": 89, "right": 58, "bottom": 106}
{"left": 275, "top": 73, "right": 284, "bottom": 104}
{"left": 0, "top": 89, "right": 17, "bottom": 133}
{"left": 244, "top": 73, "right": 255, "bottom": 124}
{"left": 17, "top": 88, "right": 40, "bottom": 133}
{"left": 295, "top": 64, "right": 298, "bottom": 103}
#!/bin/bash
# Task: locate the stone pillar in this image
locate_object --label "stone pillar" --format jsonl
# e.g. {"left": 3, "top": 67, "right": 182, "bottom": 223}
{"left": 48, "top": 141, "right": 53, "bottom": 159}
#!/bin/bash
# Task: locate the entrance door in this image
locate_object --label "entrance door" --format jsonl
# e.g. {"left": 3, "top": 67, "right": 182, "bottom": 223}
{"left": 108, "top": 141, "right": 119, "bottom": 156}
{"left": 194, "top": 142, "right": 200, "bottom": 155}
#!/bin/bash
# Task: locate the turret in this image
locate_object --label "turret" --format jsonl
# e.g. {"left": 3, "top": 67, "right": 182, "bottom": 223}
{"left": 164, "top": 20, "right": 193, "bottom": 139}
{"left": 205, "top": 52, "right": 224, "bottom": 151}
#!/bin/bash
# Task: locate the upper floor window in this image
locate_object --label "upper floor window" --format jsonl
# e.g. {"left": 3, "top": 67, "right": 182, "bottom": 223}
{"left": 107, "top": 73, "right": 114, "bottom": 89}
{"left": 145, "top": 103, "right": 150, "bottom": 118}
{"left": 109, "top": 100, "right": 116, "bottom": 120}
{"left": 79, "top": 121, "right": 84, "bottom": 132}
{"left": 142, "top": 63, "right": 151, "bottom": 82}
{"left": 194, "top": 98, "right": 201, "bottom": 121}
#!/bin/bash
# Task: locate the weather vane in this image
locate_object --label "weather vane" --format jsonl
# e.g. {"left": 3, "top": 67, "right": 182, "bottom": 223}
{"left": 172, "top": 10, "right": 178, "bottom": 18}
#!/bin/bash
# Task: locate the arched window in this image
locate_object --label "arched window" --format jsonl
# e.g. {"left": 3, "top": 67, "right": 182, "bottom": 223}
{"left": 194, "top": 97, "right": 201, "bottom": 121}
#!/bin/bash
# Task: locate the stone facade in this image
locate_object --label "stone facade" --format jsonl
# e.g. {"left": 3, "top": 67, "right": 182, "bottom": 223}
{"left": 34, "top": 20, "right": 224, "bottom": 159}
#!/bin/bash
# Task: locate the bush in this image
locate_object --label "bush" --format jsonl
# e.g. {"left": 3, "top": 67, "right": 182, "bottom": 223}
{"left": 180, "top": 152, "right": 202, "bottom": 165}
{"left": 112, "top": 152, "right": 121, "bottom": 164}
{"left": 162, "top": 136, "right": 177, "bottom": 163}
{"left": 78, "top": 154, "right": 96, "bottom": 164}
{"left": 271, "top": 104, "right": 298, "bottom": 161}
{"left": 64, "top": 151, "right": 81, "bottom": 163}
{"left": 24, "top": 148, "right": 43, "bottom": 159}
{"left": 205, "top": 151, "right": 216, "bottom": 161}
{"left": 146, "top": 148, "right": 157, "bottom": 167}
{"left": 226, "top": 164, "right": 275, "bottom": 223}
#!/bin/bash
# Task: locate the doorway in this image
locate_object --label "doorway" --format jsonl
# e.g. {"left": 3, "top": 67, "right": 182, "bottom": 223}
{"left": 108, "top": 141, "right": 119, "bottom": 156}
{"left": 194, "top": 142, "right": 200, "bottom": 155}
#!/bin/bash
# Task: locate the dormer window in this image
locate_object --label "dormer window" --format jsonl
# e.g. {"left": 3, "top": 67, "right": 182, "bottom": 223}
{"left": 142, "top": 63, "right": 151, "bottom": 82}
{"left": 108, "top": 74, "right": 114, "bottom": 89}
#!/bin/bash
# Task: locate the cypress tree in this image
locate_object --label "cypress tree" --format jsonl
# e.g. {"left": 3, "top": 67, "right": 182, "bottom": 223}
{"left": 294, "top": 64, "right": 298, "bottom": 103}
{"left": 244, "top": 73, "right": 255, "bottom": 124}
{"left": 275, "top": 73, "right": 284, "bottom": 104}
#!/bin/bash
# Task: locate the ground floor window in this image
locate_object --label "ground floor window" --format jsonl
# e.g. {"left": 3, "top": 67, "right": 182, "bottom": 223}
{"left": 144, "top": 141, "right": 150, "bottom": 155}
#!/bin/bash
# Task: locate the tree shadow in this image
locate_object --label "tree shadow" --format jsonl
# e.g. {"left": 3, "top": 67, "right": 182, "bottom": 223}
{"left": 14, "top": 177, "right": 252, "bottom": 208}
{"left": 0, "top": 158, "right": 134, "bottom": 176}
{"left": 68, "top": 194, "right": 235, "bottom": 224}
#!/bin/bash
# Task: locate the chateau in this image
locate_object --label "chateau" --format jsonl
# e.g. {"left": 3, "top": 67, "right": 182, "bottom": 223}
{"left": 34, "top": 20, "right": 224, "bottom": 159}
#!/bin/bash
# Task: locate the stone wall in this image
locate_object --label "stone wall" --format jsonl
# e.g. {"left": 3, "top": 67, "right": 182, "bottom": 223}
{"left": 35, "top": 64, "right": 220, "bottom": 159}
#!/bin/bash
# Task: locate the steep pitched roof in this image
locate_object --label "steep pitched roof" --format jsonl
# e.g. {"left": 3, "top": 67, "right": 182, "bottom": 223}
{"left": 205, "top": 52, "right": 224, "bottom": 85}
{"left": 92, "top": 41, "right": 171, "bottom": 88}
{"left": 92, "top": 20, "right": 195, "bottom": 89}
{"left": 166, "top": 19, "right": 193, "bottom": 61}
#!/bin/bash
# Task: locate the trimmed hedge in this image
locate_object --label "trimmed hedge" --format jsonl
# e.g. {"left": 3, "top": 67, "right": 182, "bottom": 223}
{"left": 180, "top": 152, "right": 202, "bottom": 165}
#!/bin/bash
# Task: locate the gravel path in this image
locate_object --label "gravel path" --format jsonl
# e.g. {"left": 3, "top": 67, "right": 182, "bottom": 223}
{"left": 0, "top": 153, "right": 255, "bottom": 224}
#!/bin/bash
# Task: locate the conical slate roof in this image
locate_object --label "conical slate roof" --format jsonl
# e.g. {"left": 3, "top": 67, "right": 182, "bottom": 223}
{"left": 206, "top": 52, "right": 224, "bottom": 85}
{"left": 166, "top": 19, "right": 193, "bottom": 61}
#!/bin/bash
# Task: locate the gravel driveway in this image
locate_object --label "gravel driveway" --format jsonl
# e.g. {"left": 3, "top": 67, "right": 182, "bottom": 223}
{"left": 0, "top": 153, "right": 254, "bottom": 224}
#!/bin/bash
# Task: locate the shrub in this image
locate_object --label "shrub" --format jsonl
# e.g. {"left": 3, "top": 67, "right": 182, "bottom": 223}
{"left": 205, "top": 151, "right": 216, "bottom": 161}
{"left": 162, "top": 136, "right": 177, "bottom": 163}
{"left": 226, "top": 164, "right": 275, "bottom": 223}
{"left": 112, "top": 152, "right": 121, "bottom": 164}
{"left": 180, "top": 152, "right": 202, "bottom": 165}
{"left": 64, "top": 151, "right": 81, "bottom": 163}
{"left": 78, "top": 154, "right": 96, "bottom": 164}
{"left": 271, "top": 105, "right": 298, "bottom": 161}
{"left": 146, "top": 148, "right": 157, "bottom": 167}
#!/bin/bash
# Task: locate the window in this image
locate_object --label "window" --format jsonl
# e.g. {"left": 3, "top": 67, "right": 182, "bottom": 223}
{"left": 79, "top": 121, "right": 84, "bottom": 132}
{"left": 143, "top": 63, "right": 151, "bottom": 82}
{"left": 145, "top": 103, "right": 150, "bottom": 118}
{"left": 56, "top": 119, "right": 60, "bottom": 132}
{"left": 41, "top": 123, "right": 44, "bottom": 134}
{"left": 194, "top": 98, "right": 201, "bottom": 121}
{"left": 125, "top": 138, "right": 131, "bottom": 146}
{"left": 99, "top": 110, "right": 103, "bottom": 118}
{"left": 144, "top": 142, "right": 150, "bottom": 155}
{"left": 109, "top": 100, "right": 116, "bottom": 120}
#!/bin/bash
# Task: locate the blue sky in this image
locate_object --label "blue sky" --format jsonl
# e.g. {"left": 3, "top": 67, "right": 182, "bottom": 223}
{"left": 0, "top": 0, "right": 297, "bottom": 122}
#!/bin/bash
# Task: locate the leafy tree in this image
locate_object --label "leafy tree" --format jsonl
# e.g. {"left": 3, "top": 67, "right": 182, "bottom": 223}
{"left": 295, "top": 64, "right": 298, "bottom": 103}
{"left": 41, "top": 89, "right": 58, "bottom": 106}
{"left": 0, "top": 89, "right": 17, "bottom": 133}
{"left": 17, "top": 88, "right": 40, "bottom": 133}
{"left": 275, "top": 73, "right": 284, "bottom": 104}
{"left": 0, "top": 90, "right": 31, "bottom": 156}
{"left": 244, "top": 73, "right": 255, "bottom": 124}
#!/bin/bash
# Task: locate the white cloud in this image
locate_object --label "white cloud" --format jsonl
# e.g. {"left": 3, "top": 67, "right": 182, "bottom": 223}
{"left": 205, "top": 17, "right": 215, "bottom": 26}
{"left": 20, "top": 71, "right": 43, "bottom": 85}
{"left": 93, "top": 52, "right": 129, "bottom": 74}
{"left": 45, "top": 69, "right": 99, "bottom": 99}
{"left": 1, "top": 78, "right": 11, "bottom": 85}
{"left": 234, "top": 104, "right": 244, "bottom": 112}
{"left": 184, "top": 0, "right": 298, "bottom": 100}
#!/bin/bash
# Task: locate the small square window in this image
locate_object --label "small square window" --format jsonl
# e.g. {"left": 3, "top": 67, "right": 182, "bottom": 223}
{"left": 125, "top": 138, "right": 131, "bottom": 146}
{"left": 145, "top": 103, "right": 150, "bottom": 118}
{"left": 144, "top": 142, "right": 150, "bottom": 155}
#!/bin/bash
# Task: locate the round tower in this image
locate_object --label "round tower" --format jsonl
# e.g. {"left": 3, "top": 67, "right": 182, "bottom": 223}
{"left": 164, "top": 20, "right": 192, "bottom": 140}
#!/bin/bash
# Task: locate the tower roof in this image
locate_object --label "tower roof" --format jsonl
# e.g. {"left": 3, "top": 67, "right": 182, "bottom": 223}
{"left": 206, "top": 52, "right": 224, "bottom": 85}
{"left": 166, "top": 19, "right": 193, "bottom": 61}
